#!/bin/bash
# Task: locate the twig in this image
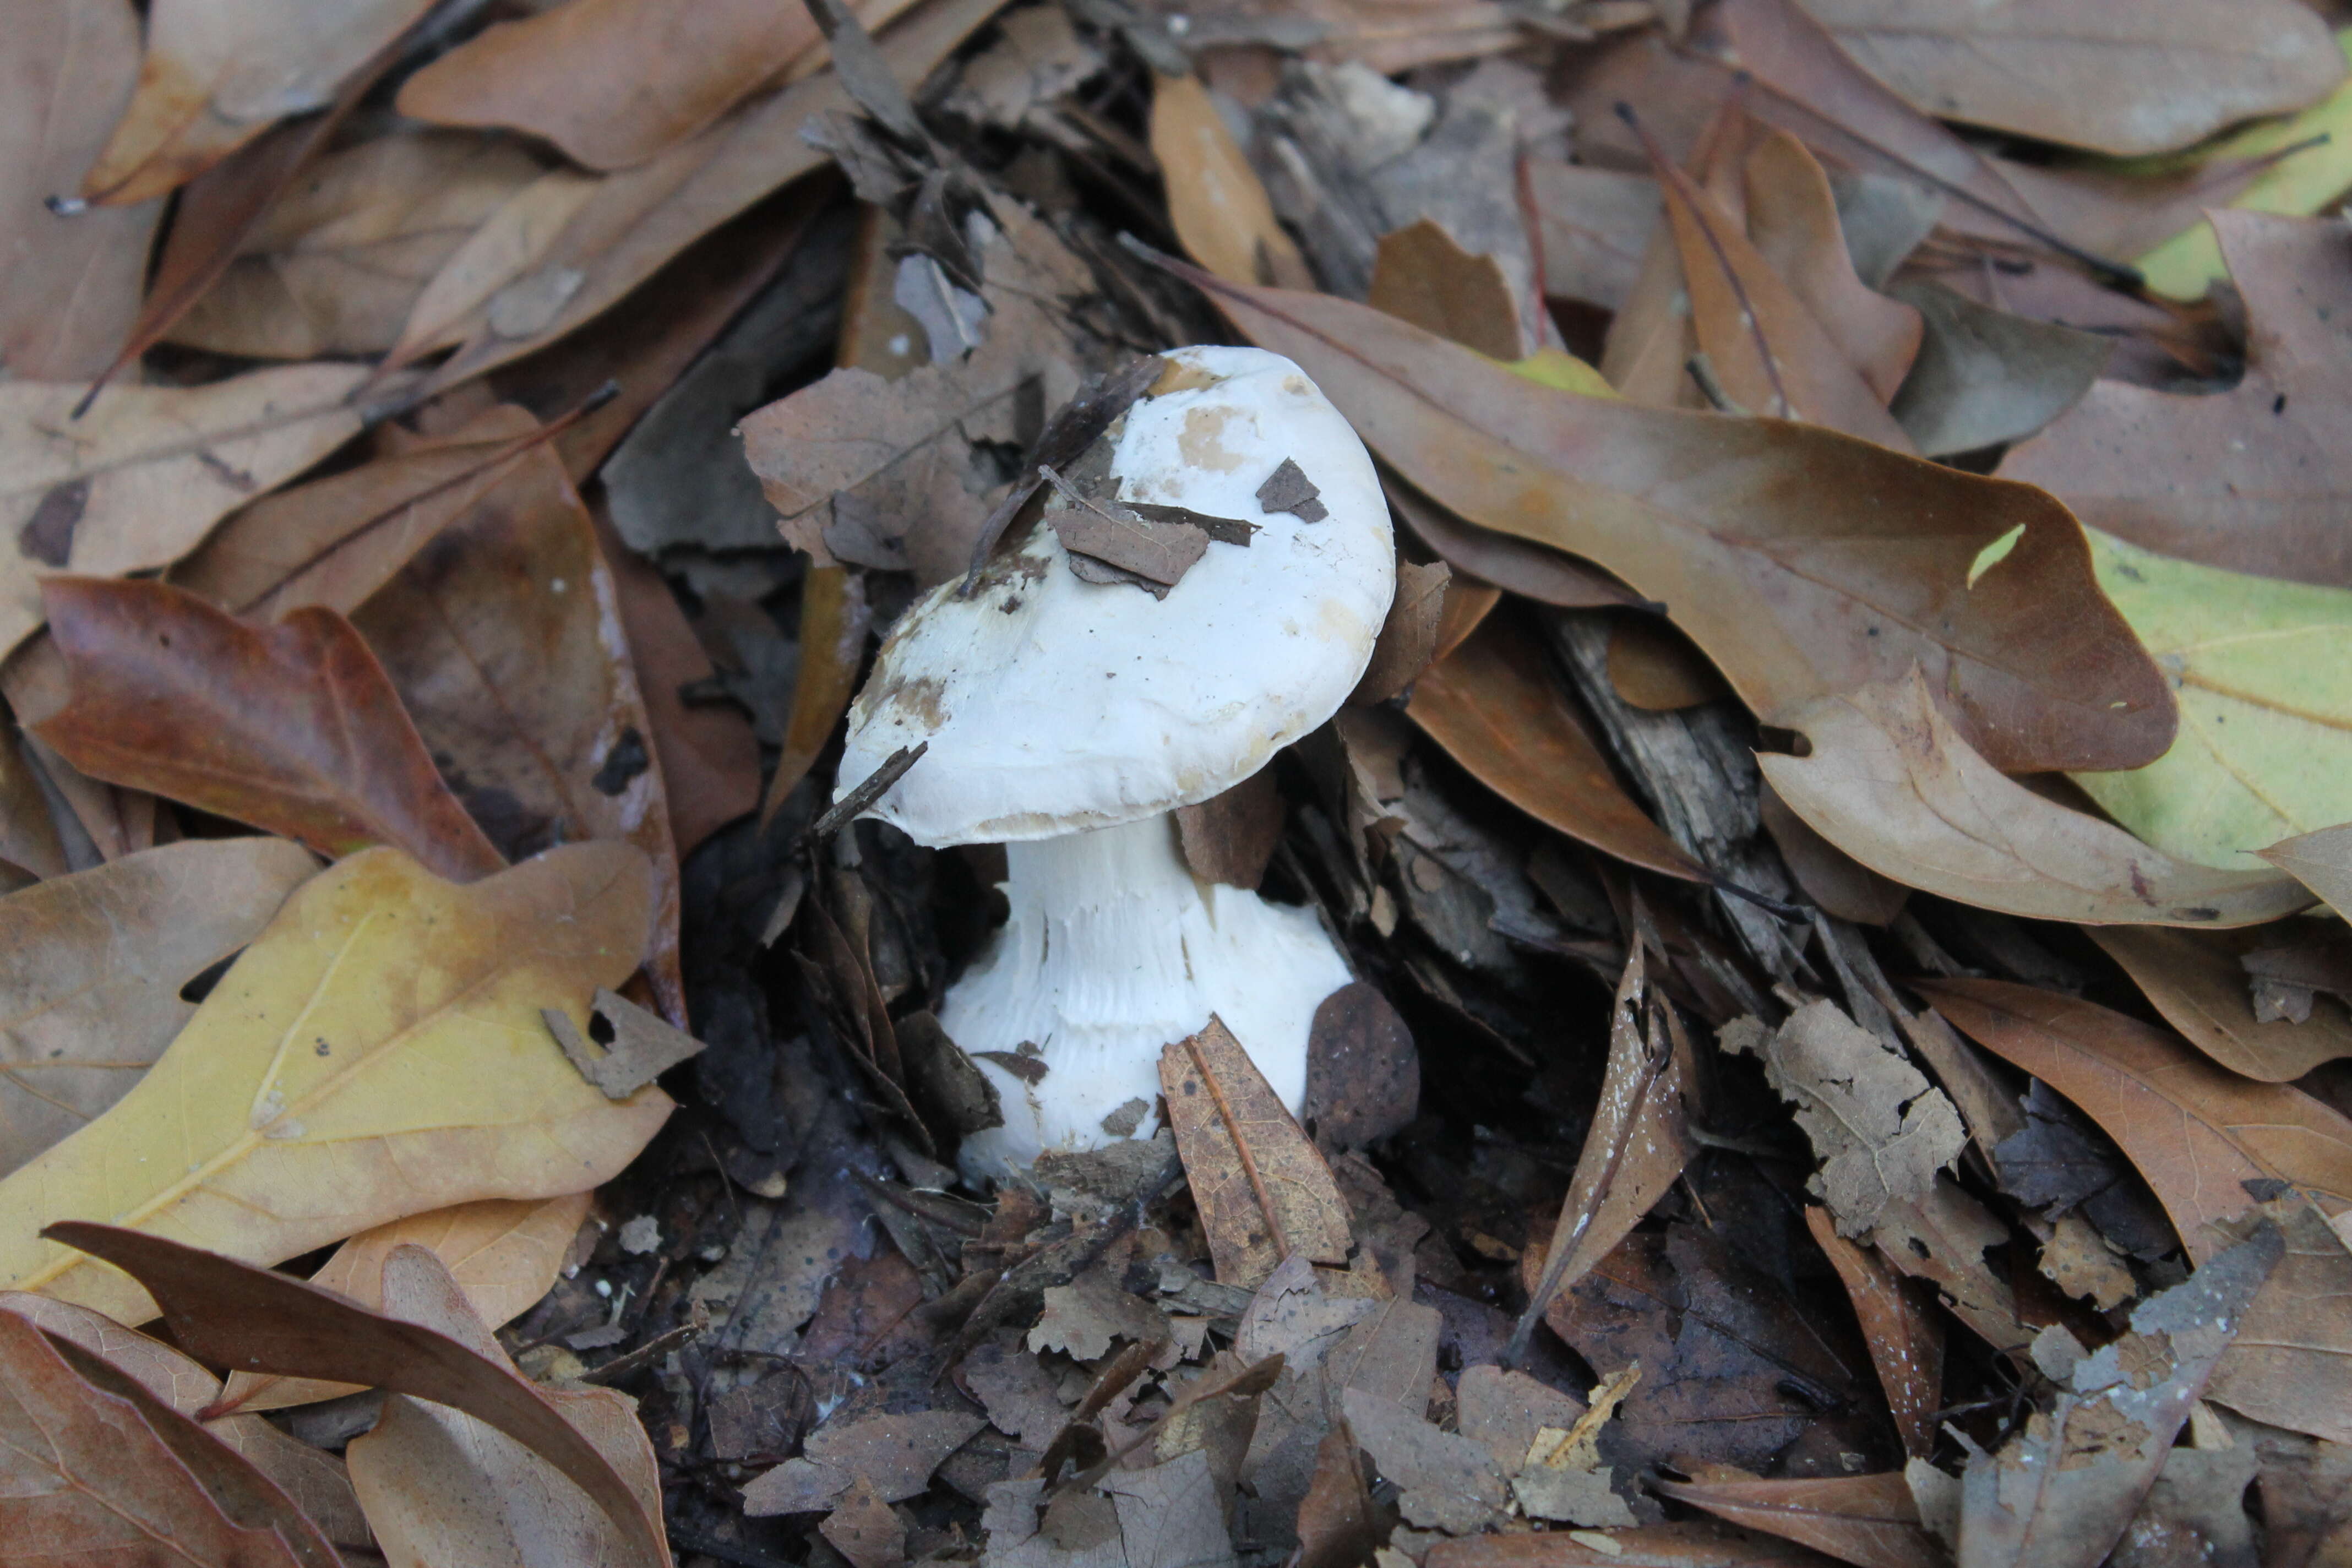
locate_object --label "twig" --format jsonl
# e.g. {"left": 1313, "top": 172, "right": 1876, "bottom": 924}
{"left": 804, "top": 742, "right": 925, "bottom": 843}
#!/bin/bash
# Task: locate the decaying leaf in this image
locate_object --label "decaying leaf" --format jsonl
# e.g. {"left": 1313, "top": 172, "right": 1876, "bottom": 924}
{"left": 2206, "top": 1191, "right": 2352, "bottom": 1445}
{"left": 1517, "top": 949, "right": 1691, "bottom": 1354}
{"left": 0, "top": 842, "right": 664, "bottom": 1326}
{"left": 1958, "top": 1226, "right": 2282, "bottom": 1568}
{"left": 1805, "top": 1208, "right": 1942, "bottom": 1461}
{"left": 1161, "top": 1016, "right": 1354, "bottom": 1289}
{"left": 741, "top": 1408, "right": 987, "bottom": 1515}
{"left": 546, "top": 988, "right": 706, "bottom": 1099}
{"left": 0, "top": 366, "right": 368, "bottom": 663}
{"left": 1923, "top": 980, "right": 2352, "bottom": 1261}
{"left": 1760, "top": 669, "right": 2312, "bottom": 928}
{"left": 1406, "top": 616, "right": 1708, "bottom": 883}
{"left": 36, "top": 578, "right": 508, "bottom": 884}
{"left": 347, "top": 1243, "right": 673, "bottom": 1568}
{"left": 1726, "top": 1000, "right": 1966, "bottom": 1237}
{"left": 1177, "top": 262, "right": 2174, "bottom": 776}
{"left": 0, "top": 837, "right": 317, "bottom": 1178}
{"left": 47, "top": 1222, "right": 669, "bottom": 1568}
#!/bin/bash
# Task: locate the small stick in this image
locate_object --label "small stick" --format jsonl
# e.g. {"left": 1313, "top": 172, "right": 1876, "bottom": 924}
{"left": 805, "top": 741, "right": 926, "bottom": 843}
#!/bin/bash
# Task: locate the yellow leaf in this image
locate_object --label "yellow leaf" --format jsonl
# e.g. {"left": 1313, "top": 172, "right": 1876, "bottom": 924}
{"left": 2133, "top": 29, "right": 2352, "bottom": 299}
{"left": 1504, "top": 348, "right": 1620, "bottom": 400}
{"left": 0, "top": 842, "right": 668, "bottom": 1325}
{"left": 2073, "top": 530, "right": 2352, "bottom": 869}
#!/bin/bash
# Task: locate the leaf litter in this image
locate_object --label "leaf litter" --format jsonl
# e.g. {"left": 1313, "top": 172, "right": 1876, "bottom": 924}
{"left": 6, "top": 2, "right": 2352, "bottom": 1565}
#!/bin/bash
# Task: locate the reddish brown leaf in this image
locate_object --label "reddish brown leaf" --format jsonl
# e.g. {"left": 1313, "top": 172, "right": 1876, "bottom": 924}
{"left": 1653, "top": 1469, "right": 1943, "bottom": 1568}
{"left": 1804, "top": 1209, "right": 1942, "bottom": 1461}
{"left": 1428, "top": 1525, "right": 1845, "bottom": 1566}
{"left": 41, "top": 1221, "right": 668, "bottom": 1568}
{"left": 1922, "top": 979, "right": 2352, "bottom": 1260}
{"left": 1175, "top": 767, "right": 1284, "bottom": 891}
{"left": 2206, "top": 1192, "right": 2352, "bottom": 1445}
{"left": 0, "top": 1308, "right": 331, "bottom": 1568}
{"left": 1369, "top": 217, "right": 1528, "bottom": 362}
{"left": 1151, "top": 69, "right": 1315, "bottom": 293}
{"left": 1386, "top": 476, "right": 1642, "bottom": 611}
{"left": 1407, "top": 616, "right": 1707, "bottom": 883}
{"left": 1607, "top": 614, "right": 1732, "bottom": 712}
{"left": 1160, "top": 1016, "right": 1354, "bottom": 1291}
{"left": 34, "top": 578, "right": 504, "bottom": 883}
{"left": 1173, "top": 260, "right": 2174, "bottom": 776}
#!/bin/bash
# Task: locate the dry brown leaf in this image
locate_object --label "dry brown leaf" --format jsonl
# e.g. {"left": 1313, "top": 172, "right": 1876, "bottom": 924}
{"left": 0, "top": 1308, "right": 336, "bottom": 1568}
{"left": 36, "top": 578, "right": 508, "bottom": 884}
{"left": 0, "top": 365, "right": 368, "bottom": 664}
{"left": 0, "top": 0, "right": 161, "bottom": 381}
{"left": 1804, "top": 1208, "right": 1941, "bottom": 1462}
{"left": 546, "top": 989, "right": 706, "bottom": 1098}
{"left": 2, "top": 1291, "right": 373, "bottom": 1550}
{"left": 1801, "top": 0, "right": 2345, "bottom": 157}
{"left": 1652, "top": 1469, "right": 1942, "bottom": 1568}
{"left": 1958, "top": 1227, "right": 2280, "bottom": 1568}
{"left": 166, "top": 133, "right": 546, "bottom": 360}
{"left": 1369, "top": 217, "right": 1526, "bottom": 362}
{"left": 1885, "top": 281, "right": 2114, "bottom": 460}
{"left": 0, "top": 843, "right": 662, "bottom": 1326}
{"left": 395, "top": 0, "right": 846, "bottom": 172}
{"left": 347, "top": 1243, "right": 673, "bottom": 1568}
{"left": 1757, "top": 783, "right": 1909, "bottom": 927}
{"left": 1727, "top": 1000, "right": 1966, "bottom": 1237}
{"left": 1607, "top": 614, "right": 1732, "bottom": 712}
{"left": 80, "top": 0, "right": 433, "bottom": 205}
{"left": 1923, "top": 979, "right": 2352, "bottom": 1260}
{"left": 352, "top": 438, "right": 687, "bottom": 1018}
{"left": 1517, "top": 949, "right": 1692, "bottom": 1352}
{"left": 1869, "top": 1182, "right": 2036, "bottom": 1357}
{"left": 1177, "top": 262, "right": 2174, "bottom": 776}
{"left": 1352, "top": 559, "right": 1453, "bottom": 706}
{"left": 1385, "top": 475, "right": 1643, "bottom": 611}
{"left": 218, "top": 1193, "right": 590, "bottom": 1413}
{"left": 414, "top": 0, "right": 1006, "bottom": 389}
{"left": 1760, "top": 670, "right": 2311, "bottom": 928}
{"left": 1151, "top": 70, "right": 1313, "bottom": 292}
{"left": 0, "top": 837, "right": 318, "bottom": 1178}
{"left": 1740, "top": 129, "right": 1920, "bottom": 404}
{"left": 1175, "top": 767, "right": 1284, "bottom": 891}
{"left": 2000, "top": 213, "right": 2352, "bottom": 588}
{"left": 820, "top": 1476, "right": 906, "bottom": 1568}
{"left": 1160, "top": 1015, "right": 1354, "bottom": 1291}
{"left": 741, "top": 1408, "right": 987, "bottom": 1515}
{"left": 1527, "top": 159, "right": 1660, "bottom": 313}
{"left": 50, "top": 1222, "right": 669, "bottom": 1568}
{"left": 166, "top": 402, "right": 554, "bottom": 624}
{"left": 2090, "top": 925, "right": 2352, "bottom": 1082}
{"left": 1646, "top": 117, "right": 1914, "bottom": 448}
{"left": 1406, "top": 616, "right": 1708, "bottom": 882}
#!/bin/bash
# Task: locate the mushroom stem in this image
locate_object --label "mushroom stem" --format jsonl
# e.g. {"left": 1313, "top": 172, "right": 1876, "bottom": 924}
{"left": 945, "top": 811, "right": 1351, "bottom": 1183}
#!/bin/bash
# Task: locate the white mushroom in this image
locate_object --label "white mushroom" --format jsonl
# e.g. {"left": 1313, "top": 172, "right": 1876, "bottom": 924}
{"left": 835, "top": 345, "right": 1394, "bottom": 1183}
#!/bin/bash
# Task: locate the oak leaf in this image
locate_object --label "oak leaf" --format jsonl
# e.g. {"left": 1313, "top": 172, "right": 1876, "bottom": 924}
{"left": 0, "top": 842, "right": 666, "bottom": 1326}
{"left": 0, "top": 837, "right": 318, "bottom": 1177}
{"left": 36, "top": 578, "right": 507, "bottom": 884}
{"left": 1760, "top": 669, "right": 2311, "bottom": 927}
{"left": 0, "top": 365, "right": 368, "bottom": 663}
{"left": 1174, "top": 261, "right": 2174, "bottom": 775}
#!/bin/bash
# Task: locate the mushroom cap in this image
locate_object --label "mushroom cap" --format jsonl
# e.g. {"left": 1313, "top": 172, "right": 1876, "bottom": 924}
{"left": 835, "top": 345, "right": 1395, "bottom": 846}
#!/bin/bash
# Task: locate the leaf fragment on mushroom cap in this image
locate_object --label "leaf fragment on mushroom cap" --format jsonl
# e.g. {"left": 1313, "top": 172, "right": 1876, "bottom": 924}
{"left": 1256, "top": 456, "right": 1327, "bottom": 522}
